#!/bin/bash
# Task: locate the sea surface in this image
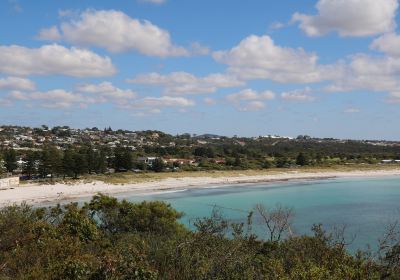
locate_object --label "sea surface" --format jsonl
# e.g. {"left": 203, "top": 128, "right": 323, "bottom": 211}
{"left": 115, "top": 176, "right": 400, "bottom": 251}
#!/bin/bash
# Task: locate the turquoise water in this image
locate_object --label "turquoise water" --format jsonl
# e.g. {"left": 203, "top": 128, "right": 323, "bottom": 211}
{"left": 117, "top": 176, "right": 400, "bottom": 251}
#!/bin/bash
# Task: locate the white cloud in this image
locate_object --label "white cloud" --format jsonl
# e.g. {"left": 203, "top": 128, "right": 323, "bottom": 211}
{"left": 226, "top": 88, "right": 275, "bottom": 111}
{"left": 190, "top": 42, "right": 210, "bottom": 55}
{"left": 322, "top": 50, "right": 400, "bottom": 104}
{"left": 7, "top": 82, "right": 138, "bottom": 109}
{"left": 76, "top": 82, "right": 137, "bottom": 102}
{"left": 58, "top": 9, "right": 79, "bottom": 18}
{"left": 138, "top": 0, "right": 166, "bottom": 4}
{"left": 39, "top": 10, "right": 188, "bottom": 57}
{"left": 387, "top": 92, "right": 400, "bottom": 103}
{"left": 344, "top": 108, "right": 360, "bottom": 113}
{"left": 204, "top": 97, "right": 216, "bottom": 105}
{"left": 128, "top": 72, "right": 244, "bottom": 95}
{"left": 239, "top": 101, "right": 266, "bottom": 111}
{"left": 136, "top": 96, "right": 194, "bottom": 107}
{"left": 120, "top": 96, "right": 195, "bottom": 113}
{"left": 292, "top": 0, "right": 398, "bottom": 37}
{"left": 325, "top": 54, "right": 400, "bottom": 94}
{"left": 0, "top": 98, "right": 12, "bottom": 107}
{"left": 281, "top": 87, "right": 315, "bottom": 102}
{"left": 9, "top": 89, "right": 95, "bottom": 109}
{"left": 0, "top": 77, "right": 35, "bottom": 91}
{"left": 370, "top": 33, "right": 400, "bottom": 57}
{"left": 269, "top": 22, "right": 286, "bottom": 31}
{"left": 37, "top": 26, "right": 61, "bottom": 41}
{"left": 213, "top": 35, "right": 332, "bottom": 83}
{"left": 226, "top": 88, "right": 275, "bottom": 102}
{"left": 133, "top": 108, "right": 162, "bottom": 117}
{"left": 0, "top": 44, "right": 116, "bottom": 77}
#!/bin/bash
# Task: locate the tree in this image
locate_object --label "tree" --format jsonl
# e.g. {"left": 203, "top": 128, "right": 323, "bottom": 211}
{"left": 275, "top": 156, "right": 288, "bottom": 168}
{"left": 95, "top": 149, "right": 108, "bottom": 174}
{"left": 4, "top": 149, "right": 17, "bottom": 173}
{"left": 38, "top": 146, "right": 62, "bottom": 179}
{"left": 255, "top": 204, "right": 294, "bottom": 242}
{"left": 85, "top": 194, "right": 184, "bottom": 236}
{"left": 113, "top": 148, "right": 133, "bottom": 171}
{"left": 296, "top": 152, "right": 309, "bottom": 166}
{"left": 0, "top": 154, "right": 5, "bottom": 175}
{"left": 85, "top": 146, "right": 96, "bottom": 174}
{"left": 151, "top": 158, "right": 165, "bottom": 172}
{"left": 63, "top": 149, "right": 87, "bottom": 179}
{"left": 22, "top": 152, "right": 38, "bottom": 178}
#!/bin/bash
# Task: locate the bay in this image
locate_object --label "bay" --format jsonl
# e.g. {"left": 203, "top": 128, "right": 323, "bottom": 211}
{"left": 117, "top": 176, "right": 400, "bottom": 251}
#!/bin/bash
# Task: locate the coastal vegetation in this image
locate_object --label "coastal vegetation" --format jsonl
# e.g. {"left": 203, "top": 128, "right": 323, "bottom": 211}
{"left": 0, "top": 194, "right": 399, "bottom": 279}
{"left": 1, "top": 125, "right": 400, "bottom": 181}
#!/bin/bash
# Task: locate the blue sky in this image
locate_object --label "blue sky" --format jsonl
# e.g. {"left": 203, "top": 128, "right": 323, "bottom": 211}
{"left": 1, "top": 0, "right": 400, "bottom": 140}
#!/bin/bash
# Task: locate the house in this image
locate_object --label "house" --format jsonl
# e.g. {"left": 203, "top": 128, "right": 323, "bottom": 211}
{"left": 0, "top": 177, "right": 20, "bottom": 190}
{"left": 137, "top": 157, "right": 158, "bottom": 166}
{"left": 381, "top": 159, "right": 400, "bottom": 164}
{"left": 165, "top": 158, "right": 196, "bottom": 165}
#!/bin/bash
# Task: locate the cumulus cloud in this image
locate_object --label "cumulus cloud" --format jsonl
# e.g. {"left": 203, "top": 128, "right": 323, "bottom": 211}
{"left": 226, "top": 88, "right": 275, "bottom": 111}
{"left": 38, "top": 10, "right": 188, "bottom": 57}
{"left": 6, "top": 81, "right": 195, "bottom": 113}
{"left": 0, "top": 44, "right": 116, "bottom": 77}
{"left": 134, "top": 96, "right": 194, "bottom": 107}
{"left": 0, "top": 77, "right": 35, "bottom": 91}
{"left": 325, "top": 54, "right": 400, "bottom": 95}
{"left": 128, "top": 72, "right": 244, "bottom": 95}
{"left": 213, "top": 35, "right": 334, "bottom": 83}
{"left": 370, "top": 33, "right": 400, "bottom": 57}
{"left": 344, "top": 108, "right": 361, "bottom": 113}
{"left": 9, "top": 89, "right": 95, "bottom": 109}
{"left": 190, "top": 42, "right": 210, "bottom": 55}
{"left": 320, "top": 49, "right": 400, "bottom": 105}
{"left": 76, "top": 82, "right": 137, "bottom": 103}
{"left": 239, "top": 101, "right": 266, "bottom": 111}
{"left": 281, "top": 87, "right": 315, "bottom": 102}
{"left": 138, "top": 0, "right": 166, "bottom": 4}
{"left": 36, "top": 26, "right": 61, "bottom": 41}
{"left": 120, "top": 96, "right": 195, "bottom": 114}
{"left": 386, "top": 92, "right": 400, "bottom": 103}
{"left": 269, "top": 22, "right": 286, "bottom": 31}
{"left": 204, "top": 97, "right": 216, "bottom": 105}
{"left": 6, "top": 82, "right": 138, "bottom": 109}
{"left": 292, "top": 0, "right": 398, "bottom": 37}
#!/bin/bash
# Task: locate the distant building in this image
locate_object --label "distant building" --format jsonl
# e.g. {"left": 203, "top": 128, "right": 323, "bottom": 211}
{"left": 381, "top": 159, "right": 400, "bottom": 164}
{"left": 0, "top": 177, "right": 20, "bottom": 190}
{"left": 137, "top": 157, "right": 158, "bottom": 166}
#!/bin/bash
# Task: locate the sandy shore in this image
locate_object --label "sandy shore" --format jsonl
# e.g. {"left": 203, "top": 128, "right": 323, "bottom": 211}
{"left": 1, "top": 169, "right": 400, "bottom": 207}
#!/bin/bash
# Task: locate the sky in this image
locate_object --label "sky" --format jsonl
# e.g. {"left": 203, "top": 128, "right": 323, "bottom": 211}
{"left": 0, "top": 0, "right": 400, "bottom": 140}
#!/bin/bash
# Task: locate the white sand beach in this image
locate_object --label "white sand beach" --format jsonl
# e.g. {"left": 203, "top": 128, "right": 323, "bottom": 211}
{"left": 1, "top": 169, "right": 400, "bottom": 207}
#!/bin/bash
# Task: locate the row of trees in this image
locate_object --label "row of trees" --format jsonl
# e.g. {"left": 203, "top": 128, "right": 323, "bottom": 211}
{"left": 1, "top": 138, "right": 399, "bottom": 179}
{"left": 1, "top": 146, "right": 312, "bottom": 180}
{"left": 0, "top": 146, "right": 138, "bottom": 179}
{"left": 0, "top": 195, "right": 399, "bottom": 279}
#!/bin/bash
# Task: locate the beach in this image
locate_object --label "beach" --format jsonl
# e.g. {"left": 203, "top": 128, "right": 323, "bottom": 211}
{"left": 1, "top": 168, "right": 400, "bottom": 207}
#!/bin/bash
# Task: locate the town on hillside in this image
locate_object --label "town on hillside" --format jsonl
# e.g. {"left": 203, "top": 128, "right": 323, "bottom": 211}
{"left": 1, "top": 125, "right": 400, "bottom": 180}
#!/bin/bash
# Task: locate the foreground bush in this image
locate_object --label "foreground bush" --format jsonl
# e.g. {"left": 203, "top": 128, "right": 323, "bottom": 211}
{"left": 0, "top": 194, "right": 398, "bottom": 279}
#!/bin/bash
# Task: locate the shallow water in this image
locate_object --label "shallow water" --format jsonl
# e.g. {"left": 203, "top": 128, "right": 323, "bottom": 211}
{"left": 118, "top": 176, "right": 400, "bottom": 251}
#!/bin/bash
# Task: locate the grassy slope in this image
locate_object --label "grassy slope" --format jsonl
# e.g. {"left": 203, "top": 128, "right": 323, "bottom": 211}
{"left": 20, "top": 164, "right": 400, "bottom": 185}
{"left": 81, "top": 164, "right": 400, "bottom": 184}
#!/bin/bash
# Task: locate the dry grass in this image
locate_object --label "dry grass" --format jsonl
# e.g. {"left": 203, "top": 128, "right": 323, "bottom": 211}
{"left": 19, "top": 164, "right": 400, "bottom": 185}
{"left": 80, "top": 164, "right": 400, "bottom": 184}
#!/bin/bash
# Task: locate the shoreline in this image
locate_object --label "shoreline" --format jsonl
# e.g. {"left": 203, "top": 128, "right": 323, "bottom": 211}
{"left": 1, "top": 169, "right": 400, "bottom": 207}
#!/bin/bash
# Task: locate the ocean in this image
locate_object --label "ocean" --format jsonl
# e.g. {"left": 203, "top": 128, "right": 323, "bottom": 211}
{"left": 117, "top": 176, "right": 400, "bottom": 251}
